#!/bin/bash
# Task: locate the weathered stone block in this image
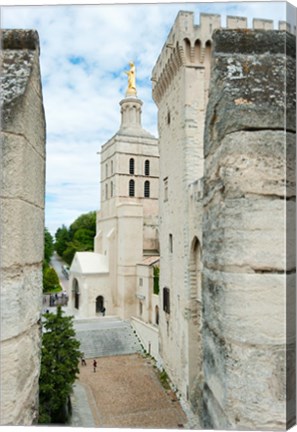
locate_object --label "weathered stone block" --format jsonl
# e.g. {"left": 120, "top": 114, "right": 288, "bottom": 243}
{"left": 204, "top": 30, "right": 296, "bottom": 158}
{"left": 203, "top": 268, "right": 287, "bottom": 345}
{"left": 0, "top": 324, "right": 41, "bottom": 425}
{"left": 1, "top": 132, "right": 45, "bottom": 206}
{"left": 1, "top": 198, "right": 44, "bottom": 268}
{"left": 204, "top": 130, "right": 296, "bottom": 199}
{"left": 1, "top": 32, "right": 46, "bottom": 157}
{"left": 0, "top": 265, "right": 42, "bottom": 341}
{"left": 203, "top": 198, "right": 292, "bottom": 271}
{"left": 203, "top": 324, "right": 287, "bottom": 429}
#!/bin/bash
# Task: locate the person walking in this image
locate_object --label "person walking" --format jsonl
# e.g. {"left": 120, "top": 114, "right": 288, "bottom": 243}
{"left": 81, "top": 354, "right": 87, "bottom": 366}
{"left": 93, "top": 359, "right": 97, "bottom": 373}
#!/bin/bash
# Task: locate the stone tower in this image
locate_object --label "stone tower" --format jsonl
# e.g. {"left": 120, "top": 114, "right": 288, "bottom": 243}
{"left": 152, "top": 10, "right": 218, "bottom": 405}
{"left": 152, "top": 9, "right": 296, "bottom": 429}
{"left": 94, "top": 85, "right": 159, "bottom": 319}
{"left": 0, "top": 30, "right": 46, "bottom": 424}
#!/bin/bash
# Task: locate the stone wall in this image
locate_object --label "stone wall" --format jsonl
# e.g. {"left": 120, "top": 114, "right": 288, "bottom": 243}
{"left": 202, "top": 29, "right": 296, "bottom": 429}
{"left": 0, "top": 30, "right": 46, "bottom": 424}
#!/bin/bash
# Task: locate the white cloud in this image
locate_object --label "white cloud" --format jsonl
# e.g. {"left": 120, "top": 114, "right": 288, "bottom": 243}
{"left": 2, "top": 2, "right": 291, "bottom": 235}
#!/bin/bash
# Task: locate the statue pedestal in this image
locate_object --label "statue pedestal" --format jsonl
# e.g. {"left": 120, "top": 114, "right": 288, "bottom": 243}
{"left": 125, "top": 88, "right": 137, "bottom": 97}
{"left": 119, "top": 97, "right": 143, "bottom": 130}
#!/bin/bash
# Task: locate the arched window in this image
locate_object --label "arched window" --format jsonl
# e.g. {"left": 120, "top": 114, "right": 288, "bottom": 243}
{"left": 96, "top": 295, "right": 104, "bottom": 314}
{"left": 167, "top": 111, "right": 171, "bottom": 125}
{"left": 189, "top": 237, "right": 202, "bottom": 302}
{"left": 163, "top": 287, "right": 170, "bottom": 314}
{"left": 105, "top": 183, "right": 108, "bottom": 200}
{"left": 169, "top": 233, "right": 173, "bottom": 253}
{"left": 111, "top": 181, "right": 113, "bottom": 197}
{"left": 129, "top": 158, "right": 135, "bottom": 174}
{"left": 139, "top": 301, "right": 143, "bottom": 317}
{"left": 73, "top": 279, "right": 80, "bottom": 310}
{"left": 144, "top": 160, "right": 150, "bottom": 176}
{"left": 129, "top": 179, "right": 135, "bottom": 197}
{"left": 144, "top": 181, "right": 150, "bottom": 198}
{"left": 155, "top": 305, "right": 159, "bottom": 325}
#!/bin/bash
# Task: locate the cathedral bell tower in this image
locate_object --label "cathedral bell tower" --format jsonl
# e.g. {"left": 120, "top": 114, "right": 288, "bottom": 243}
{"left": 100, "top": 62, "right": 158, "bottom": 212}
{"left": 94, "top": 62, "right": 159, "bottom": 319}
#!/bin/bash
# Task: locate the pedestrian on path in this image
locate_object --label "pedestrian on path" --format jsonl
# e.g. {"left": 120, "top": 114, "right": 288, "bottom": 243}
{"left": 93, "top": 359, "right": 97, "bottom": 373}
{"left": 81, "top": 354, "right": 87, "bottom": 366}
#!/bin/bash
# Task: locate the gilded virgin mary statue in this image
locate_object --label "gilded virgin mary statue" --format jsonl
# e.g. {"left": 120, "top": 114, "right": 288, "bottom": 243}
{"left": 125, "top": 62, "right": 137, "bottom": 96}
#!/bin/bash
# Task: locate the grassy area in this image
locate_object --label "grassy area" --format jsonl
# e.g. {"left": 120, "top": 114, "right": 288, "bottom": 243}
{"left": 43, "top": 285, "right": 62, "bottom": 294}
{"left": 141, "top": 352, "right": 171, "bottom": 391}
{"left": 158, "top": 369, "right": 171, "bottom": 390}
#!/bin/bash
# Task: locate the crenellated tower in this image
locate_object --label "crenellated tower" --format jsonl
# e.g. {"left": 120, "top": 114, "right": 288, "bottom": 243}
{"left": 152, "top": 9, "right": 296, "bottom": 425}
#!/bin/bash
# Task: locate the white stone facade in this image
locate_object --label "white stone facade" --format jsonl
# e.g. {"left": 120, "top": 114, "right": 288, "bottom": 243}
{"left": 69, "top": 95, "right": 160, "bottom": 322}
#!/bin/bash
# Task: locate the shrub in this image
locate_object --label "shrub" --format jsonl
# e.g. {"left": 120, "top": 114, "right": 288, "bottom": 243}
{"left": 43, "top": 266, "right": 62, "bottom": 293}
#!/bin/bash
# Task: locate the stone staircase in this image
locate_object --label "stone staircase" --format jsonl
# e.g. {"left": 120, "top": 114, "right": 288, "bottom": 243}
{"left": 73, "top": 316, "right": 143, "bottom": 359}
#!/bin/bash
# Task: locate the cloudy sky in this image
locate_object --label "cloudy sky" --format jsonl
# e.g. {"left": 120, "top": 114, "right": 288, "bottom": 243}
{"left": 1, "top": 1, "right": 295, "bottom": 235}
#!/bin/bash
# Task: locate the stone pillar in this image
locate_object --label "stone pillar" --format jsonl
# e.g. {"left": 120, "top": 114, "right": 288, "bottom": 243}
{"left": 119, "top": 97, "right": 143, "bottom": 131}
{"left": 202, "top": 30, "right": 295, "bottom": 429}
{"left": 0, "top": 30, "right": 46, "bottom": 424}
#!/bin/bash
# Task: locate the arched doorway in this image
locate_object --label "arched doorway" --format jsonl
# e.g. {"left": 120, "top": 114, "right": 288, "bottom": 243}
{"left": 188, "top": 236, "right": 203, "bottom": 406}
{"left": 96, "top": 295, "right": 104, "bottom": 315}
{"left": 73, "top": 278, "right": 80, "bottom": 310}
{"left": 189, "top": 237, "right": 202, "bottom": 302}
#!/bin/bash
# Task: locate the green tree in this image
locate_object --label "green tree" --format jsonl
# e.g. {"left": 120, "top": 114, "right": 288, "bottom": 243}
{"left": 73, "top": 228, "right": 94, "bottom": 249}
{"left": 44, "top": 228, "right": 54, "bottom": 265}
{"left": 69, "top": 211, "right": 96, "bottom": 237}
{"left": 62, "top": 243, "right": 78, "bottom": 266}
{"left": 153, "top": 266, "right": 160, "bottom": 295}
{"left": 55, "top": 212, "right": 96, "bottom": 265}
{"left": 55, "top": 225, "right": 70, "bottom": 257}
{"left": 39, "top": 306, "right": 81, "bottom": 424}
{"left": 43, "top": 266, "right": 62, "bottom": 293}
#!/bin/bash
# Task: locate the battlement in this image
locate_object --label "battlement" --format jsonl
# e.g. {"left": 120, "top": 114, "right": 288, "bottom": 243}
{"left": 152, "top": 11, "right": 296, "bottom": 104}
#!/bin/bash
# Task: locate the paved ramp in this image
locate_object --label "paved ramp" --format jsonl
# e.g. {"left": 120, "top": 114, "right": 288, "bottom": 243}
{"left": 74, "top": 317, "right": 143, "bottom": 359}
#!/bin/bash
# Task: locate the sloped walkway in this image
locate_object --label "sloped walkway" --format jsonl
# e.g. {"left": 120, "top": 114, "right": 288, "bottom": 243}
{"left": 76, "top": 353, "right": 187, "bottom": 429}
{"left": 74, "top": 316, "right": 143, "bottom": 358}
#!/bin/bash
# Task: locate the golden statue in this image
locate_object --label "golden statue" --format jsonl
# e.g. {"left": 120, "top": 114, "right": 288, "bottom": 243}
{"left": 125, "top": 62, "right": 137, "bottom": 96}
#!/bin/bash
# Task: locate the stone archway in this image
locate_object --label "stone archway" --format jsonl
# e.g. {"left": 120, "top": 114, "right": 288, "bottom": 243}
{"left": 96, "top": 295, "right": 104, "bottom": 314}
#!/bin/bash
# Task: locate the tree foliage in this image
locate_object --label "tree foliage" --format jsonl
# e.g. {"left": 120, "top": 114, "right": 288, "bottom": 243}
{"left": 39, "top": 306, "right": 81, "bottom": 424}
{"left": 44, "top": 228, "right": 54, "bottom": 265}
{"left": 55, "top": 225, "right": 71, "bottom": 258}
{"left": 54, "top": 212, "right": 96, "bottom": 265}
{"left": 43, "top": 266, "right": 62, "bottom": 293}
{"left": 153, "top": 265, "right": 160, "bottom": 295}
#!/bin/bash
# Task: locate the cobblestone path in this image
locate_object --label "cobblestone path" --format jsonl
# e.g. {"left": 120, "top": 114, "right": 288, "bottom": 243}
{"left": 76, "top": 353, "right": 187, "bottom": 429}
